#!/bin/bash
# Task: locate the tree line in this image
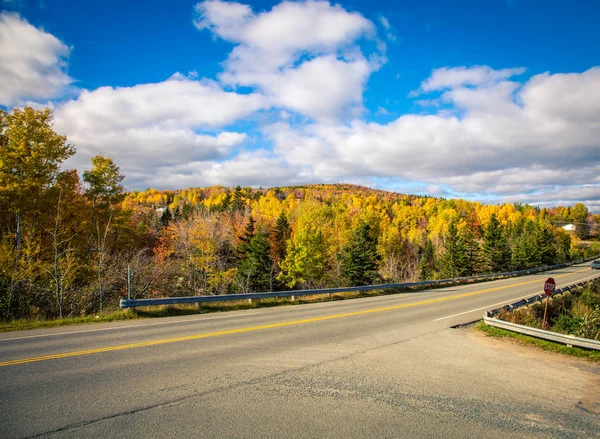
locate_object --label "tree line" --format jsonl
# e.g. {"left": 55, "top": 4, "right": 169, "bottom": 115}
{"left": 1, "top": 107, "right": 598, "bottom": 320}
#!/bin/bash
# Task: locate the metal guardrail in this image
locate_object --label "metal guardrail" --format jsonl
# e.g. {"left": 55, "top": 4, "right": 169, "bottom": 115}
{"left": 483, "top": 275, "right": 600, "bottom": 351}
{"left": 119, "top": 256, "right": 598, "bottom": 309}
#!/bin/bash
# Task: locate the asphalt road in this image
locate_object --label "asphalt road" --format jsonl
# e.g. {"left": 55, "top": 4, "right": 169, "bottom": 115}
{"left": 1, "top": 263, "right": 599, "bottom": 438}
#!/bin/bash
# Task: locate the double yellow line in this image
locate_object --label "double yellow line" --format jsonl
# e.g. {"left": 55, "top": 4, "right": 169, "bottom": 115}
{"left": 0, "top": 269, "right": 587, "bottom": 367}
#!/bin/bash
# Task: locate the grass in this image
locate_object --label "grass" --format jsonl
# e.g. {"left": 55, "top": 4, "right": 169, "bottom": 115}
{"left": 475, "top": 321, "right": 600, "bottom": 362}
{"left": 0, "top": 309, "right": 143, "bottom": 332}
{"left": 0, "top": 290, "right": 383, "bottom": 332}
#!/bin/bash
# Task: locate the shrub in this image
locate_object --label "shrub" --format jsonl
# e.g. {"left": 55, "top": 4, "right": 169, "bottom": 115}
{"left": 580, "top": 288, "right": 600, "bottom": 309}
{"left": 575, "top": 309, "right": 600, "bottom": 340}
{"left": 551, "top": 314, "right": 580, "bottom": 335}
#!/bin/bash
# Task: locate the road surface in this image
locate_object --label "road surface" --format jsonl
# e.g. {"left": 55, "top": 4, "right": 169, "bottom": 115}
{"left": 1, "top": 262, "right": 599, "bottom": 438}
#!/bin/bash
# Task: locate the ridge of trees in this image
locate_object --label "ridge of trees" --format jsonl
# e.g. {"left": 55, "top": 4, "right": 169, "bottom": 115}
{"left": 1, "top": 107, "right": 599, "bottom": 320}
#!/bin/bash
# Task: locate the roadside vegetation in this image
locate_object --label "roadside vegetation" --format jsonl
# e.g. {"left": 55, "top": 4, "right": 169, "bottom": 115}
{"left": 1, "top": 106, "right": 600, "bottom": 326}
{"left": 492, "top": 279, "right": 600, "bottom": 341}
{"left": 0, "top": 279, "right": 495, "bottom": 332}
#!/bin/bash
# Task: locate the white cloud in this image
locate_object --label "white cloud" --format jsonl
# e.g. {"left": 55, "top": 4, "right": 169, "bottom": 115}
{"left": 0, "top": 13, "right": 72, "bottom": 107}
{"left": 56, "top": 74, "right": 266, "bottom": 132}
{"left": 378, "top": 15, "right": 396, "bottom": 42}
{"left": 500, "top": 185, "right": 600, "bottom": 213}
{"left": 419, "top": 65, "right": 526, "bottom": 93}
{"left": 194, "top": 0, "right": 381, "bottom": 119}
{"left": 194, "top": 0, "right": 374, "bottom": 61}
{"left": 54, "top": 74, "right": 266, "bottom": 178}
{"left": 235, "top": 54, "right": 372, "bottom": 119}
{"left": 257, "top": 66, "right": 600, "bottom": 209}
{"left": 129, "top": 150, "right": 305, "bottom": 189}
{"left": 379, "top": 16, "right": 390, "bottom": 30}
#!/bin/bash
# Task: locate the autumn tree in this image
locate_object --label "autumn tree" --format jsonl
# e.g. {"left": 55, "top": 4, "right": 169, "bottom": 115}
{"left": 83, "top": 155, "right": 125, "bottom": 313}
{"left": 377, "top": 223, "right": 419, "bottom": 282}
{"left": 570, "top": 203, "right": 590, "bottom": 239}
{"left": 0, "top": 107, "right": 74, "bottom": 318}
{"left": 279, "top": 226, "right": 328, "bottom": 289}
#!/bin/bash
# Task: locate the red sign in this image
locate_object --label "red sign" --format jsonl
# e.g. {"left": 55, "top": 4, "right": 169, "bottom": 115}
{"left": 544, "top": 278, "right": 556, "bottom": 297}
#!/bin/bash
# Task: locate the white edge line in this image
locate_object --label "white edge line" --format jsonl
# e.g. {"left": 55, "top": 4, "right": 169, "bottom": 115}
{"left": 434, "top": 271, "right": 600, "bottom": 322}
{"left": 432, "top": 294, "right": 540, "bottom": 322}
{"left": 0, "top": 312, "right": 261, "bottom": 342}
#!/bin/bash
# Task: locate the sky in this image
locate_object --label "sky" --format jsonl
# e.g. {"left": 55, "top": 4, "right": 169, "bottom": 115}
{"left": 1, "top": 0, "right": 599, "bottom": 211}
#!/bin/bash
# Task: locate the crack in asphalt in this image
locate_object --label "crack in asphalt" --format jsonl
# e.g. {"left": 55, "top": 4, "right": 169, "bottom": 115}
{"left": 22, "top": 327, "right": 445, "bottom": 438}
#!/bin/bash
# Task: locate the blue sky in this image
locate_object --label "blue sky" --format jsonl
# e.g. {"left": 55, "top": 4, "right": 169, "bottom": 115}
{"left": 1, "top": 0, "right": 599, "bottom": 210}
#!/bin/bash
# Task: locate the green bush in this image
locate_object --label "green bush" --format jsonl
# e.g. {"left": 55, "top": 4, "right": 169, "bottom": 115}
{"left": 551, "top": 314, "right": 580, "bottom": 335}
{"left": 580, "top": 289, "right": 599, "bottom": 308}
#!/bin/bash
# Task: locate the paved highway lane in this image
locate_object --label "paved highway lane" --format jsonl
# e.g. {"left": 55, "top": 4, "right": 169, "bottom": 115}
{"left": 1, "top": 262, "right": 599, "bottom": 438}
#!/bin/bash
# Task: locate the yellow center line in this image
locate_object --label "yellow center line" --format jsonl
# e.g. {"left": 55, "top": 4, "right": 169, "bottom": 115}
{"left": 0, "top": 268, "right": 588, "bottom": 367}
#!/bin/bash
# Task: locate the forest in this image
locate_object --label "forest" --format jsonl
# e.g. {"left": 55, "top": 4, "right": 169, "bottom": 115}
{"left": 1, "top": 107, "right": 598, "bottom": 320}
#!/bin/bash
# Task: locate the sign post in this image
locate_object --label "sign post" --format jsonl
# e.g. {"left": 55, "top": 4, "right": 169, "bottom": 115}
{"left": 542, "top": 278, "right": 556, "bottom": 330}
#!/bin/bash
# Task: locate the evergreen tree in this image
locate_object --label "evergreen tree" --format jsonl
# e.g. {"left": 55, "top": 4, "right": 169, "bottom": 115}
{"left": 269, "top": 211, "right": 290, "bottom": 263}
{"left": 237, "top": 230, "right": 272, "bottom": 293}
{"left": 219, "top": 191, "right": 231, "bottom": 212}
{"left": 341, "top": 221, "right": 380, "bottom": 286}
{"left": 173, "top": 206, "right": 182, "bottom": 222}
{"left": 440, "top": 221, "right": 466, "bottom": 278}
{"left": 268, "top": 211, "right": 291, "bottom": 290}
{"left": 511, "top": 234, "right": 532, "bottom": 270}
{"left": 231, "top": 185, "right": 244, "bottom": 213}
{"left": 537, "top": 226, "right": 557, "bottom": 266}
{"left": 238, "top": 215, "right": 255, "bottom": 254}
{"left": 160, "top": 206, "right": 172, "bottom": 227}
{"left": 460, "top": 225, "right": 480, "bottom": 276}
{"left": 482, "top": 214, "right": 511, "bottom": 273}
{"left": 418, "top": 236, "right": 436, "bottom": 280}
{"left": 181, "top": 203, "right": 194, "bottom": 220}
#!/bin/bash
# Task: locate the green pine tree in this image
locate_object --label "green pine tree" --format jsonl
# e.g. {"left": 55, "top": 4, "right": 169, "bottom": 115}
{"left": 268, "top": 211, "right": 291, "bottom": 290}
{"left": 173, "top": 205, "right": 182, "bottom": 222}
{"left": 459, "top": 224, "right": 480, "bottom": 276}
{"left": 482, "top": 214, "right": 511, "bottom": 273}
{"left": 537, "top": 226, "right": 558, "bottom": 266}
{"left": 269, "top": 212, "right": 290, "bottom": 260}
{"left": 341, "top": 221, "right": 380, "bottom": 286}
{"left": 231, "top": 185, "right": 244, "bottom": 213}
{"left": 238, "top": 230, "right": 272, "bottom": 293}
{"left": 440, "top": 221, "right": 466, "bottom": 278}
{"left": 418, "top": 236, "right": 436, "bottom": 281}
{"left": 160, "top": 206, "right": 172, "bottom": 227}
